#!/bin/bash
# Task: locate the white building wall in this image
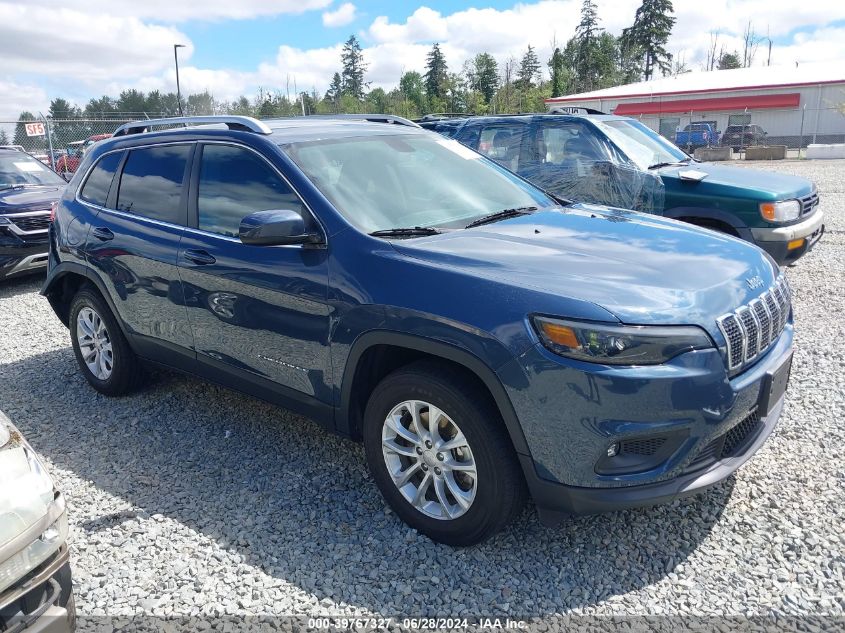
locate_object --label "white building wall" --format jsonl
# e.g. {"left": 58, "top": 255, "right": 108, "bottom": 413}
{"left": 549, "top": 81, "right": 845, "bottom": 147}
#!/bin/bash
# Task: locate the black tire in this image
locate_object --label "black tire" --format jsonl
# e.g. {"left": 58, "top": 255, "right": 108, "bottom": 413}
{"left": 363, "top": 360, "right": 526, "bottom": 546}
{"left": 69, "top": 286, "right": 144, "bottom": 396}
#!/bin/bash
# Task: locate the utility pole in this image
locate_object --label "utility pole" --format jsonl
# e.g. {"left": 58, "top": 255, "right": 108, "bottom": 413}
{"left": 174, "top": 44, "right": 186, "bottom": 116}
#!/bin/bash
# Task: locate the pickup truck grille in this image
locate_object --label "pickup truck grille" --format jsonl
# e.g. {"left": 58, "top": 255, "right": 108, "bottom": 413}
{"left": 717, "top": 276, "right": 791, "bottom": 373}
{"left": 799, "top": 189, "right": 819, "bottom": 216}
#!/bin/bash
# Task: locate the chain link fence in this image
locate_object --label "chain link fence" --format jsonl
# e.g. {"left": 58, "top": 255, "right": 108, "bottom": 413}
{"left": 0, "top": 117, "right": 139, "bottom": 177}
{"left": 3, "top": 103, "right": 844, "bottom": 173}
{"left": 647, "top": 106, "right": 844, "bottom": 158}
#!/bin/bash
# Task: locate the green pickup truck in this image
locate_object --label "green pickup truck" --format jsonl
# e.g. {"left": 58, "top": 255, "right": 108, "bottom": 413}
{"left": 420, "top": 113, "right": 825, "bottom": 266}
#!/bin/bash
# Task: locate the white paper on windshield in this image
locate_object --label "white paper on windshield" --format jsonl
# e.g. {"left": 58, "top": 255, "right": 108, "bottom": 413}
{"left": 13, "top": 161, "right": 45, "bottom": 173}
{"left": 436, "top": 138, "right": 480, "bottom": 160}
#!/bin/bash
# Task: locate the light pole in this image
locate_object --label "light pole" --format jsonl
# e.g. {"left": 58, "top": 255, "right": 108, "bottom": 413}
{"left": 174, "top": 44, "right": 186, "bottom": 116}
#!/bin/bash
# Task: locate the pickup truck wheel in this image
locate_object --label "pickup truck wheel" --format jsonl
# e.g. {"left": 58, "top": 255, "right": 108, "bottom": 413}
{"left": 363, "top": 362, "right": 525, "bottom": 546}
{"left": 69, "top": 288, "right": 143, "bottom": 396}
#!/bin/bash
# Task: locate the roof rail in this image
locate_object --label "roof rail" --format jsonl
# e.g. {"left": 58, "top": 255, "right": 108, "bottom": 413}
{"left": 295, "top": 114, "right": 421, "bottom": 128}
{"left": 113, "top": 115, "right": 272, "bottom": 137}
{"left": 415, "top": 113, "right": 468, "bottom": 122}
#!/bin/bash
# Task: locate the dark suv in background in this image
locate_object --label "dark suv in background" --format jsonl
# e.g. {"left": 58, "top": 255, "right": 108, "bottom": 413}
{"left": 44, "top": 116, "right": 793, "bottom": 545}
{"left": 721, "top": 124, "right": 768, "bottom": 151}
{"left": 0, "top": 148, "right": 65, "bottom": 281}
{"left": 419, "top": 114, "right": 823, "bottom": 265}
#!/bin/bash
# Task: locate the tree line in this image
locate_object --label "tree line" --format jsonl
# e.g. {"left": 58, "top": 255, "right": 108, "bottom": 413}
{"left": 5, "top": 0, "right": 680, "bottom": 145}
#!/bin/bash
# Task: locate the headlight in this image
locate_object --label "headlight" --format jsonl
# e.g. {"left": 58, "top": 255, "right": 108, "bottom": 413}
{"left": 532, "top": 316, "right": 713, "bottom": 365}
{"left": 760, "top": 200, "right": 800, "bottom": 223}
{"left": 0, "top": 512, "right": 68, "bottom": 595}
{"left": 0, "top": 422, "right": 9, "bottom": 448}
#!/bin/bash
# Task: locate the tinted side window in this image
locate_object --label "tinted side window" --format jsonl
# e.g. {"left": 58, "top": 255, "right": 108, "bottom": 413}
{"left": 477, "top": 124, "right": 525, "bottom": 171}
{"left": 116, "top": 145, "right": 190, "bottom": 224}
{"left": 197, "top": 144, "right": 305, "bottom": 238}
{"left": 537, "top": 122, "right": 608, "bottom": 165}
{"left": 79, "top": 152, "right": 122, "bottom": 206}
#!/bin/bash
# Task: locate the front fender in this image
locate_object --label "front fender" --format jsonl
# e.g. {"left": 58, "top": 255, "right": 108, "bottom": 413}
{"left": 336, "top": 323, "right": 532, "bottom": 457}
{"left": 663, "top": 206, "right": 753, "bottom": 242}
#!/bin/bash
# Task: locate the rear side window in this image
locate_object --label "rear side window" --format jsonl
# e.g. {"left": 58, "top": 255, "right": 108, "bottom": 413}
{"left": 197, "top": 144, "right": 305, "bottom": 238}
{"left": 79, "top": 152, "right": 122, "bottom": 206}
{"left": 116, "top": 145, "right": 190, "bottom": 224}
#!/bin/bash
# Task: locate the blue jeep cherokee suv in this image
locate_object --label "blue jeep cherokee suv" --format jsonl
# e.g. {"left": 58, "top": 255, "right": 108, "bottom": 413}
{"left": 43, "top": 115, "right": 794, "bottom": 545}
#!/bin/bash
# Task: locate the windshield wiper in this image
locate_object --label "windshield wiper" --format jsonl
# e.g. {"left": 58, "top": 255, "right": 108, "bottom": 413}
{"left": 465, "top": 206, "right": 537, "bottom": 229}
{"left": 648, "top": 158, "right": 692, "bottom": 170}
{"left": 369, "top": 227, "right": 441, "bottom": 238}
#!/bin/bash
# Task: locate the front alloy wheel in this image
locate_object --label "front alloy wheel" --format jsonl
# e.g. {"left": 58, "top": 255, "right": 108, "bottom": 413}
{"left": 363, "top": 361, "right": 526, "bottom": 546}
{"left": 382, "top": 400, "right": 477, "bottom": 520}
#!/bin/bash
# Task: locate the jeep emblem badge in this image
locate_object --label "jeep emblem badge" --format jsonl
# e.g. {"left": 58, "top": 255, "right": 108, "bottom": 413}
{"left": 746, "top": 275, "right": 764, "bottom": 290}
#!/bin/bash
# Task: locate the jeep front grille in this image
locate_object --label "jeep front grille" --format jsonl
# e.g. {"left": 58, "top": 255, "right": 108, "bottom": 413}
{"left": 717, "top": 276, "right": 791, "bottom": 373}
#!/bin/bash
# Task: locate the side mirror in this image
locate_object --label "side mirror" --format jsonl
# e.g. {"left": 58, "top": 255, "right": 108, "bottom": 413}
{"left": 239, "top": 209, "right": 322, "bottom": 246}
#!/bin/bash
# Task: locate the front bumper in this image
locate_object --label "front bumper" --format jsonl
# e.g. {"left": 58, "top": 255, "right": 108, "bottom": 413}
{"left": 503, "top": 326, "right": 793, "bottom": 521}
{"left": 0, "top": 546, "right": 75, "bottom": 633}
{"left": 0, "top": 233, "right": 49, "bottom": 281}
{"left": 751, "top": 210, "right": 825, "bottom": 265}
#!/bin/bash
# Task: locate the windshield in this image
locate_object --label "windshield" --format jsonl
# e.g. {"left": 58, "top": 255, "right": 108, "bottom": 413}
{"left": 592, "top": 119, "right": 689, "bottom": 170}
{"left": 0, "top": 152, "right": 65, "bottom": 188}
{"left": 284, "top": 133, "right": 555, "bottom": 233}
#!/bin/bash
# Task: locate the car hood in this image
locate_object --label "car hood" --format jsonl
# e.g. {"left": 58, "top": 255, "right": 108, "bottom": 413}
{"left": 391, "top": 205, "right": 778, "bottom": 337}
{"left": 658, "top": 162, "right": 813, "bottom": 201}
{"left": 0, "top": 185, "right": 63, "bottom": 214}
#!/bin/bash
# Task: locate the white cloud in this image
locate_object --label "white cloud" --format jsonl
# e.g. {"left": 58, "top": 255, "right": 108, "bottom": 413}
{"left": 1, "top": 0, "right": 331, "bottom": 22}
{"left": 0, "top": 4, "right": 192, "bottom": 83}
{"left": 1, "top": 0, "right": 844, "bottom": 118}
{"left": 0, "top": 79, "right": 49, "bottom": 121}
{"left": 322, "top": 3, "right": 357, "bottom": 28}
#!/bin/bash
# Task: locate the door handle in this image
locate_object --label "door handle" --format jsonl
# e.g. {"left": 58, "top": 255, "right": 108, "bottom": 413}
{"left": 91, "top": 227, "right": 114, "bottom": 241}
{"left": 183, "top": 249, "right": 216, "bottom": 265}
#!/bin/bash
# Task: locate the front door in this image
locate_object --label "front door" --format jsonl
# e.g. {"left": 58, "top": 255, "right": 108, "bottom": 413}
{"left": 84, "top": 143, "right": 194, "bottom": 368}
{"left": 177, "top": 143, "right": 332, "bottom": 404}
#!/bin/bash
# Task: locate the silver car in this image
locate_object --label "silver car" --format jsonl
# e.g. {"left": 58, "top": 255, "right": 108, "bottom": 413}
{"left": 0, "top": 410, "right": 75, "bottom": 632}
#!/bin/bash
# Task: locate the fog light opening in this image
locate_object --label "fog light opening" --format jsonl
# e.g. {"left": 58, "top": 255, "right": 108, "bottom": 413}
{"left": 606, "top": 442, "right": 620, "bottom": 458}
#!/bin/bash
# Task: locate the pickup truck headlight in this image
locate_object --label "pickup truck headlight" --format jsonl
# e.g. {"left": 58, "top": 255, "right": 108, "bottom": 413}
{"left": 532, "top": 316, "right": 713, "bottom": 365}
{"left": 760, "top": 200, "right": 800, "bottom": 223}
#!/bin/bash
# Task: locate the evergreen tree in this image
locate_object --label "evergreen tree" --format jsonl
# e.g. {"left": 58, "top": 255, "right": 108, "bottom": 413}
{"left": 340, "top": 35, "right": 368, "bottom": 100}
{"left": 13, "top": 112, "right": 41, "bottom": 150}
{"left": 468, "top": 53, "right": 499, "bottom": 104}
{"left": 574, "top": 0, "right": 602, "bottom": 93}
{"left": 116, "top": 89, "right": 148, "bottom": 114}
{"left": 517, "top": 45, "right": 541, "bottom": 90}
{"left": 718, "top": 52, "right": 741, "bottom": 70}
{"left": 424, "top": 43, "right": 449, "bottom": 103}
{"left": 399, "top": 71, "right": 426, "bottom": 116}
{"left": 548, "top": 47, "right": 567, "bottom": 97}
{"left": 622, "top": 0, "right": 676, "bottom": 80}
{"left": 0, "top": 129, "right": 8, "bottom": 145}
{"left": 326, "top": 72, "right": 343, "bottom": 104}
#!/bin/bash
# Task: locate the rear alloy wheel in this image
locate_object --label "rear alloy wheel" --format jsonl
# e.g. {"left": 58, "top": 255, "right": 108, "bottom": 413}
{"left": 76, "top": 307, "right": 114, "bottom": 381}
{"left": 69, "top": 287, "right": 143, "bottom": 396}
{"left": 364, "top": 361, "right": 525, "bottom": 546}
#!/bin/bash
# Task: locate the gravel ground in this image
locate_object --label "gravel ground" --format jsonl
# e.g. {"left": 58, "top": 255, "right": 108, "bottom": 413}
{"left": 1, "top": 159, "right": 843, "bottom": 621}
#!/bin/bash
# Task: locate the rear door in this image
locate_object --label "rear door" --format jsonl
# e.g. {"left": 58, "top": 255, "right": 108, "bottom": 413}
{"left": 177, "top": 142, "right": 332, "bottom": 405}
{"left": 84, "top": 143, "right": 194, "bottom": 368}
